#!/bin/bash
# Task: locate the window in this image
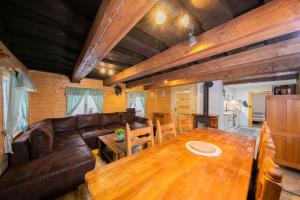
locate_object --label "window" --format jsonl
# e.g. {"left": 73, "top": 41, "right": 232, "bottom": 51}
{"left": 70, "top": 96, "right": 99, "bottom": 115}
{"left": 2, "top": 72, "right": 30, "bottom": 137}
{"left": 65, "top": 87, "right": 103, "bottom": 115}
{"left": 126, "top": 92, "right": 146, "bottom": 117}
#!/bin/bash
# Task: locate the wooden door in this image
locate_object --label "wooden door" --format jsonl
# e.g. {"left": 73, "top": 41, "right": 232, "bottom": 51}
{"left": 172, "top": 84, "right": 196, "bottom": 131}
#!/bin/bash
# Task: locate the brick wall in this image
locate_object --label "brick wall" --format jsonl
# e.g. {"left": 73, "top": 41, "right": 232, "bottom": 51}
{"left": 29, "top": 70, "right": 172, "bottom": 123}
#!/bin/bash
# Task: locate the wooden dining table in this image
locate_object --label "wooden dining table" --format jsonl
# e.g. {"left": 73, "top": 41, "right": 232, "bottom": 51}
{"left": 85, "top": 128, "right": 256, "bottom": 200}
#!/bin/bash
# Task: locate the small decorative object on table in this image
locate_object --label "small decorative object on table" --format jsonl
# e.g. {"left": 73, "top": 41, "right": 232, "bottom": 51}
{"left": 115, "top": 128, "right": 125, "bottom": 142}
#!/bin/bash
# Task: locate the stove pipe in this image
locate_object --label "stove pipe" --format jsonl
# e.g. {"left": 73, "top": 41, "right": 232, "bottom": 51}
{"left": 203, "top": 81, "right": 213, "bottom": 116}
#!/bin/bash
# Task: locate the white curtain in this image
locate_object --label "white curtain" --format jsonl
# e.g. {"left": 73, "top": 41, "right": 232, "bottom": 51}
{"left": 3, "top": 71, "right": 34, "bottom": 153}
{"left": 126, "top": 92, "right": 146, "bottom": 117}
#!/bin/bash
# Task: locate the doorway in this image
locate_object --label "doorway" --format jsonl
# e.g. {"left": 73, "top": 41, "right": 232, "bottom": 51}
{"left": 248, "top": 91, "right": 272, "bottom": 127}
{"left": 171, "top": 84, "right": 197, "bottom": 130}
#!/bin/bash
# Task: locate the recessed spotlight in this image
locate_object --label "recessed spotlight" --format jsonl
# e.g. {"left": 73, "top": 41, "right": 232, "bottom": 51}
{"left": 180, "top": 14, "right": 189, "bottom": 27}
{"left": 155, "top": 10, "right": 167, "bottom": 25}
{"left": 164, "top": 80, "right": 168, "bottom": 84}
{"left": 108, "top": 69, "right": 114, "bottom": 76}
{"left": 100, "top": 68, "right": 106, "bottom": 74}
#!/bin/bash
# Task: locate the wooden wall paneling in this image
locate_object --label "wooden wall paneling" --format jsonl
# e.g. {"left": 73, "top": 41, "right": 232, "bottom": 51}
{"left": 105, "top": 0, "right": 300, "bottom": 85}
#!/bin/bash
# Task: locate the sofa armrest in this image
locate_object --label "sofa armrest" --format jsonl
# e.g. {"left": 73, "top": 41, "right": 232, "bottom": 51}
{"left": 10, "top": 139, "right": 31, "bottom": 167}
{"left": 134, "top": 116, "right": 148, "bottom": 124}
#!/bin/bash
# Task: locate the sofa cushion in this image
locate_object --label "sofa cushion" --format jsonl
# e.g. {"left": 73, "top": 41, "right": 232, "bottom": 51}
{"left": 101, "top": 113, "right": 121, "bottom": 126}
{"left": 52, "top": 131, "right": 86, "bottom": 151}
{"left": 129, "top": 122, "right": 148, "bottom": 130}
{"left": 76, "top": 113, "right": 101, "bottom": 130}
{"left": 29, "top": 128, "right": 52, "bottom": 159}
{"left": 120, "top": 112, "right": 135, "bottom": 125}
{"left": 79, "top": 128, "right": 113, "bottom": 139}
{"left": 0, "top": 146, "right": 95, "bottom": 200}
{"left": 103, "top": 124, "right": 123, "bottom": 131}
{"left": 52, "top": 116, "right": 76, "bottom": 133}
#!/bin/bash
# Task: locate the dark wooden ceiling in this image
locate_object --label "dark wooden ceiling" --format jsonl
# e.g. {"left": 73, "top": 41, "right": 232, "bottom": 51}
{"left": 0, "top": 0, "right": 266, "bottom": 80}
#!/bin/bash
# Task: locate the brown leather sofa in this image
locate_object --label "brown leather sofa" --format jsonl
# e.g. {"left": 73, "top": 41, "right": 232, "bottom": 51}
{"left": 0, "top": 110, "right": 148, "bottom": 200}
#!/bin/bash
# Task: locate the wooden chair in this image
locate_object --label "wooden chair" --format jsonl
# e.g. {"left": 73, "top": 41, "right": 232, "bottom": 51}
{"left": 125, "top": 120, "right": 154, "bottom": 156}
{"left": 177, "top": 115, "right": 193, "bottom": 134}
{"left": 156, "top": 120, "right": 177, "bottom": 144}
{"left": 258, "top": 121, "right": 268, "bottom": 155}
{"left": 258, "top": 127, "right": 274, "bottom": 170}
{"left": 255, "top": 158, "right": 282, "bottom": 200}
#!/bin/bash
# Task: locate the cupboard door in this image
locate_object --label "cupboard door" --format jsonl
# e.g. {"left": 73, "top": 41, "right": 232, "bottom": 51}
{"left": 292, "top": 137, "right": 300, "bottom": 164}
{"left": 267, "top": 99, "right": 287, "bottom": 133}
{"left": 289, "top": 100, "right": 300, "bottom": 134}
{"left": 271, "top": 134, "right": 286, "bottom": 162}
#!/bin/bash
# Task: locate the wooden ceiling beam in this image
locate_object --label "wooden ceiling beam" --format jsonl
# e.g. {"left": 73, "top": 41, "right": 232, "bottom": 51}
{"left": 71, "top": 0, "right": 157, "bottom": 83}
{"left": 105, "top": 0, "right": 300, "bottom": 86}
{"left": 127, "top": 37, "right": 300, "bottom": 88}
{"left": 144, "top": 55, "right": 300, "bottom": 89}
{"left": 223, "top": 72, "right": 299, "bottom": 85}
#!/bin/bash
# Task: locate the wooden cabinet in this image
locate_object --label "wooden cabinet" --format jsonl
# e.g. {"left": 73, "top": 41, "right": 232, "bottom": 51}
{"left": 267, "top": 95, "right": 300, "bottom": 170}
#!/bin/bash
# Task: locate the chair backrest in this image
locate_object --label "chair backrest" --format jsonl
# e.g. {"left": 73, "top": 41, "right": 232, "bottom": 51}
{"left": 255, "top": 158, "right": 282, "bottom": 200}
{"left": 177, "top": 115, "right": 193, "bottom": 134}
{"left": 125, "top": 120, "right": 154, "bottom": 156}
{"left": 258, "top": 121, "right": 268, "bottom": 154}
{"left": 258, "top": 127, "right": 274, "bottom": 170}
{"left": 156, "top": 120, "right": 177, "bottom": 144}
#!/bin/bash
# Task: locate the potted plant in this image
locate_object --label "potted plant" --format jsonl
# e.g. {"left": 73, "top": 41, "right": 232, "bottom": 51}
{"left": 115, "top": 128, "right": 125, "bottom": 141}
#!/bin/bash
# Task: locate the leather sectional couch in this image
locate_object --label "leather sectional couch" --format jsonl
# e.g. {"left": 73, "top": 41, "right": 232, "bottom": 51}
{"left": 0, "top": 110, "right": 148, "bottom": 200}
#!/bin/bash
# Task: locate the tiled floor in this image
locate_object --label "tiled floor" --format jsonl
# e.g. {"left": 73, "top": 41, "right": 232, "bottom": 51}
{"left": 57, "top": 129, "right": 300, "bottom": 200}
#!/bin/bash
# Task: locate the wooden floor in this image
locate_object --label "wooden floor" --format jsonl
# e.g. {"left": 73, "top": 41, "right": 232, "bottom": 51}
{"left": 57, "top": 148, "right": 300, "bottom": 200}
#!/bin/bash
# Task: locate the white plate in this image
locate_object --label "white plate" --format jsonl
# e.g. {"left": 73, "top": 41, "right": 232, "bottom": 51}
{"left": 185, "top": 141, "right": 222, "bottom": 157}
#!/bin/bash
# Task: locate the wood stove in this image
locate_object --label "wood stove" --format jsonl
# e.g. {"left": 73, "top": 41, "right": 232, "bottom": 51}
{"left": 193, "top": 81, "right": 219, "bottom": 129}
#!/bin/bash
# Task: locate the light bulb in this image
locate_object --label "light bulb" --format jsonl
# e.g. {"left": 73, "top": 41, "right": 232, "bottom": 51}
{"left": 155, "top": 10, "right": 167, "bottom": 25}
{"left": 108, "top": 69, "right": 114, "bottom": 76}
{"left": 100, "top": 68, "right": 106, "bottom": 74}
{"left": 181, "top": 14, "right": 189, "bottom": 27}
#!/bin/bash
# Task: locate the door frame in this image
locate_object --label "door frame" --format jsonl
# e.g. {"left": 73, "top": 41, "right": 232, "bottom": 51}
{"left": 248, "top": 91, "right": 272, "bottom": 127}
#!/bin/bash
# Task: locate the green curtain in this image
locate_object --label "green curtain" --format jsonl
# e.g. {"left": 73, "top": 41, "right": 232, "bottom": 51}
{"left": 126, "top": 92, "right": 146, "bottom": 116}
{"left": 17, "top": 72, "right": 37, "bottom": 92}
{"left": 65, "top": 87, "right": 103, "bottom": 115}
{"left": 65, "top": 87, "right": 103, "bottom": 96}
{"left": 91, "top": 95, "right": 103, "bottom": 113}
{"left": 66, "top": 95, "right": 84, "bottom": 115}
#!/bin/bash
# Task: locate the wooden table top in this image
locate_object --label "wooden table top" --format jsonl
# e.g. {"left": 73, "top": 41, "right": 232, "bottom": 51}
{"left": 86, "top": 128, "right": 256, "bottom": 200}
{"left": 99, "top": 134, "right": 126, "bottom": 154}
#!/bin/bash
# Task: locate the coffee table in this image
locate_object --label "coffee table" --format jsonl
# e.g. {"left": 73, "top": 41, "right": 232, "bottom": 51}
{"left": 98, "top": 134, "right": 126, "bottom": 163}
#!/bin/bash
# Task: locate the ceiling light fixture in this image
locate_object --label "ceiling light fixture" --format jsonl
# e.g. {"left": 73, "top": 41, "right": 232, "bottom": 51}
{"left": 180, "top": 14, "right": 189, "bottom": 27}
{"left": 164, "top": 80, "right": 168, "bottom": 84}
{"left": 108, "top": 69, "right": 114, "bottom": 76}
{"left": 155, "top": 10, "right": 167, "bottom": 24}
{"left": 188, "top": 31, "right": 197, "bottom": 46}
{"left": 100, "top": 68, "right": 106, "bottom": 74}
